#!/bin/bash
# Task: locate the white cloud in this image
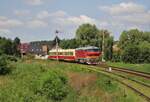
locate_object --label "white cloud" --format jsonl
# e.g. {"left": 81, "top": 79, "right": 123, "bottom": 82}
{"left": 0, "top": 29, "right": 11, "bottom": 34}
{"left": 37, "top": 10, "right": 50, "bottom": 19}
{"left": 53, "top": 15, "right": 97, "bottom": 27}
{"left": 67, "top": 15, "right": 96, "bottom": 25}
{"left": 99, "top": 2, "right": 150, "bottom": 28}
{"left": 49, "top": 10, "right": 67, "bottom": 17}
{"left": 98, "top": 21, "right": 109, "bottom": 27}
{"left": 26, "top": 19, "right": 48, "bottom": 28}
{"left": 25, "top": 0, "right": 43, "bottom": 5}
{"left": 100, "top": 2, "right": 145, "bottom": 15}
{"left": 0, "top": 16, "right": 7, "bottom": 20}
{"left": 118, "top": 13, "right": 150, "bottom": 25}
{"left": 0, "top": 16, "right": 23, "bottom": 29}
{"left": 14, "top": 10, "right": 30, "bottom": 16}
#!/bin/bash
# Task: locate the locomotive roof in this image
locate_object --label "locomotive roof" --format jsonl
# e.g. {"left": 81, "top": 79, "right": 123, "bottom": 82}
{"left": 76, "top": 46, "right": 99, "bottom": 50}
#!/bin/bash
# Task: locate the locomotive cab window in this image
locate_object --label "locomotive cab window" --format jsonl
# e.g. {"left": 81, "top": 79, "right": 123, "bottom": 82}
{"left": 86, "top": 49, "right": 100, "bottom": 52}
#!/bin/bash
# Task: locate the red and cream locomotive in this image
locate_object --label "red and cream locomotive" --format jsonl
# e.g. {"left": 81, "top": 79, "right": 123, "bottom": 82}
{"left": 48, "top": 46, "right": 101, "bottom": 64}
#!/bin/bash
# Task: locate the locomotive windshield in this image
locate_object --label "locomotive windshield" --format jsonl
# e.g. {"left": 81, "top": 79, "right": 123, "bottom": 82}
{"left": 86, "top": 49, "right": 100, "bottom": 52}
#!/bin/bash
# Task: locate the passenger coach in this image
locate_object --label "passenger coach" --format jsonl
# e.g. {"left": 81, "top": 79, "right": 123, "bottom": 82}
{"left": 48, "top": 46, "right": 101, "bottom": 64}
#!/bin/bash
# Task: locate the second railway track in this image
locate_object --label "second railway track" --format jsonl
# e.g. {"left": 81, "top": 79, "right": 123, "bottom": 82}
{"left": 79, "top": 64, "right": 150, "bottom": 102}
{"left": 96, "top": 64, "right": 150, "bottom": 79}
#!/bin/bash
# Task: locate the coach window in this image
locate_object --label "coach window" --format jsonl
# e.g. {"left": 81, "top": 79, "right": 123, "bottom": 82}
{"left": 59, "top": 52, "right": 63, "bottom": 55}
{"left": 65, "top": 52, "right": 67, "bottom": 55}
{"left": 69, "top": 52, "right": 73, "bottom": 55}
{"left": 62, "top": 52, "right": 65, "bottom": 55}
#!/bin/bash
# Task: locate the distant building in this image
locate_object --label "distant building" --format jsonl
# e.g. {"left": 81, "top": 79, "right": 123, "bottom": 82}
{"left": 19, "top": 36, "right": 61, "bottom": 55}
{"left": 113, "top": 42, "right": 120, "bottom": 52}
{"left": 28, "top": 41, "right": 54, "bottom": 55}
{"left": 19, "top": 43, "right": 30, "bottom": 55}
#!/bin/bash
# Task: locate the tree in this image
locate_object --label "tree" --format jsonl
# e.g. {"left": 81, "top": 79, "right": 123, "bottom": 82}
{"left": 0, "top": 55, "right": 10, "bottom": 75}
{"left": 76, "top": 24, "right": 114, "bottom": 61}
{"left": 119, "top": 29, "right": 143, "bottom": 50}
{"left": 13, "top": 37, "right": 21, "bottom": 57}
{"left": 121, "top": 44, "right": 140, "bottom": 63}
{"left": 52, "top": 36, "right": 61, "bottom": 47}
{"left": 118, "top": 29, "right": 150, "bottom": 63}
{"left": 104, "top": 36, "right": 113, "bottom": 61}
{"left": 0, "top": 36, "right": 21, "bottom": 57}
{"left": 60, "top": 39, "right": 79, "bottom": 49}
{"left": 0, "top": 37, "right": 13, "bottom": 55}
{"left": 138, "top": 41, "right": 150, "bottom": 63}
{"left": 76, "top": 23, "right": 99, "bottom": 47}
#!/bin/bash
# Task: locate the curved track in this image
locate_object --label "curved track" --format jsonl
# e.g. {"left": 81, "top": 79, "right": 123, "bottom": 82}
{"left": 85, "top": 66, "right": 150, "bottom": 102}
{"left": 63, "top": 61, "right": 150, "bottom": 101}
{"left": 96, "top": 64, "right": 150, "bottom": 79}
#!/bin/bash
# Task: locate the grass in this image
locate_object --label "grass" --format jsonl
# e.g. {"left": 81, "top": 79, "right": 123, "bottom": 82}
{"left": 107, "top": 62, "right": 150, "bottom": 73}
{"left": 0, "top": 60, "right": 147, "bottom": 102}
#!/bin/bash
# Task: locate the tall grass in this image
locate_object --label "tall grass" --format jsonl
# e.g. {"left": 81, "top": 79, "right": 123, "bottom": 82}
{"left": 0, "top": 60, "right": 146, "bottom": 102}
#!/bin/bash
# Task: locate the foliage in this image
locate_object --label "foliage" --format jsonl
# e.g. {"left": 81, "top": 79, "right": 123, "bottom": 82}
{"left": 0, "top": 60, "right": 146, "bottom": 102}
{"left": 76, "top": 23, "right": 99, "bottom": 47}
{"left": 60, "top": 39, "right": 79, "bottom": 49}
{"left": 76, "top": 24, "right": 113, "bottom": 61}
{"left": 0, "top": 37, "right": 13, "bottom": 55}
{"left": 118, "top": 29, "right": 150, "bottom": 63}
{"left": 138, "top": 41, "right": 150, "bottom": 63}
{"left": 104, "top": 36, "right": 113, "bottom": 61}
{"left": 112, "top": 51, "right": 121, "bottom": 62}
{"left": 0, "top": 62, "right": 69, "bottom": 102}
{"left": 0, "top": 37, "right": 21, "bottom": 57}
{"left": 12, "top": 37, "right": 21, "bottom": 57}
{"left": 121, "top": 44, "right": 140, "bottom": 63}
{"left": 0, "top": 55, "right": 10, "bottom": 75}
{"left": 36, "top": 70, "right": 69, "bottom": 101}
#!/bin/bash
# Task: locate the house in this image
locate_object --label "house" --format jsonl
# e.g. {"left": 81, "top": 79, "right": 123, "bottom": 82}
{"left": 28, "top": 41, "right": 54, "bottom": 55}
{"left": 19, "top": 43, "right": 30, "bottom": 55}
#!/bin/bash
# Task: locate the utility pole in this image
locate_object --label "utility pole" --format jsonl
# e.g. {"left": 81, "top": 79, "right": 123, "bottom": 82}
{"left": 102, "top": 30, "right": 105, "bottom": 62}
{"left": 55, "top": 30, "right": 59, "bottom": 61}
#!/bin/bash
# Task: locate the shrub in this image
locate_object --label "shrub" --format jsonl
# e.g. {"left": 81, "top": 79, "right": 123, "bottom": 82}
{"left": 0, "top": 55, "right": 10, "bottom": 75}
{"left": 112, "top": 51, "right": 121, "bottom": 62}
{"left": 35, "top": 70, "right": 69, "bottom": 101}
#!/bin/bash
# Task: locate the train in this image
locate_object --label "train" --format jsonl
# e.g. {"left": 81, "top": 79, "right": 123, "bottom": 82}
{"left": 48, "top": 46, "right": 101, "bottom": 64}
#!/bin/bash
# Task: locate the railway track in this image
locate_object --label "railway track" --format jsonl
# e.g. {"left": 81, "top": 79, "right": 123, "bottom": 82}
{"left": 64, "top": 61, "right": 150, "bottom": 101}
{"left": 84, "top": 66, "right": 150, "bottom": 102}
{"left": 70, "top": 62, "right": 150, "bottom": 102}
{"left": 96, "top": 64, "right": 150, "bottom": 79}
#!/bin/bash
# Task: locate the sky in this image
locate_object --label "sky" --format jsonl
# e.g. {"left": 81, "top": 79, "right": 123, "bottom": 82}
{"left": 0, "top": 0, "right": 149, "bottom": 42}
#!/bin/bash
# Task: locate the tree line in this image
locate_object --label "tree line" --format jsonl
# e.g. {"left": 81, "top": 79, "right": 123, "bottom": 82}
{"left": 60, "top": 23, "right": 150, "bottom": 63}
{"left": 118, "top": 29, "right": 150, "bottom": 63}
{"left": 0, "top": 37, "right": 21, "bottom": 56}
{"left": 0, "top": 23, "right": 149, "bottom": 65}
{"left": 0, "top": 37, "right": 20, "bottom": 75}
{"left": 60, "top": 23, "right": 114, "bottom": 61}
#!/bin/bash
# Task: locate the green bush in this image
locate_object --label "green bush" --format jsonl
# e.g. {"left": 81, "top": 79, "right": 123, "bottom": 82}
{"left": 121, "top": 42, "right": 150, "bottom": 63}
{"left": 0, "top": 55, "right": 10, "bottom": 75}
{"left": 112, "top": 51, "right": 121, "bottom": 62}
{"left": 7, "top": 55, "right": 18, "bottom": 62}
{"left": 35, "top": 70, "right": 69, "bottom": 101}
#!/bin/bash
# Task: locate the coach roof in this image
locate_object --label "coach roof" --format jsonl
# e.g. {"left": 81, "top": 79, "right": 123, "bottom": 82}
{"left": 75, "top": 46, "right": 99, "bottom": 50}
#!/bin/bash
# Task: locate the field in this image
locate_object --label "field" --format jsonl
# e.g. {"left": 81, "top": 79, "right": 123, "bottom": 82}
{"left": 107, "top": 62, "right": 150, "bottom": 73}
{"left": 0, "top": 60, "right": 147, "bottom": 102}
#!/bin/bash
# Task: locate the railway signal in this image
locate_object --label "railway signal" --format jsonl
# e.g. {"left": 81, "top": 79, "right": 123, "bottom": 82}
{"left": 102, "top": 30, "right": 105, "bottom": 62}
{"left": 55, "top": 30, "right": 59, "bottom": 61}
